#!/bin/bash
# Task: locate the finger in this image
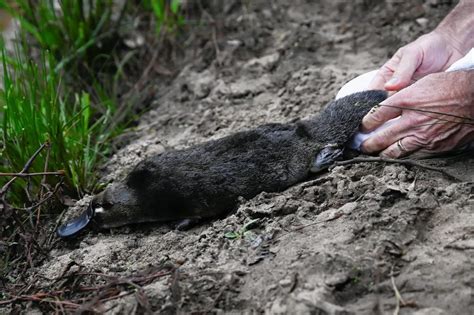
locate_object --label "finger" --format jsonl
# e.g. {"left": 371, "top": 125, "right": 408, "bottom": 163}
{"left": 367, "top": 67, "right": 393, "bottom": 90}
{"left": 360, "top": 116, "right": 410, "bottom": 153}
{"left": 361, "top": 98, "right": 402, "bottom": 132}
{"left": 379, "top": 136, "right": 422, "bottom": 158}
{"left": 367, "top": 56, "right": 400, "bottom": 90}
{"left": 384, "top": 48, "right": 422, "bottom": 91}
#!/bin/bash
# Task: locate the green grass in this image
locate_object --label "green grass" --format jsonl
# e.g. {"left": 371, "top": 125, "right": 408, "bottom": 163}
{"left": 224, "top": 219, "right": 260, "bottom": 240}
{"left": 1, "top": 0, "right": 185, "bottom": 68}
{"left": 0, "top": 0, "right": 121, "bottom": 71}
{"left": 0, "top": 44, "right": 118, "bottom": 203}
{"left": 0, "top": 0, "right": 185, "bottom": 207}
{"left": 0, "top": 0, "right": 186, "bottom": 298}
{"left": 0, "top": 0, "right": 127, "bottom": 204}
{"left": 144, "top": 0, "right": 184, "bottom": 35}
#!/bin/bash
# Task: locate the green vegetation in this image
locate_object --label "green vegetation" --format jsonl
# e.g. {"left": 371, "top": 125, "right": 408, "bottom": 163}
{"left": 0, "top": 0, "right": 184, "bottom": 205}
{"left": 144, "top": 0, "right": 184, "bottom": 35}
{"left": 0, "top": 0, "right": 183, "bottom": 203}
{"left": 0, "top": 0, "right": 186, "bottom": 301}
{"left": 0, "top": 1, "right": 125, "bottom": 206}
{"left": 0, "top": 47, "right": 118, "bottom": 201}
{"left": 0, "top": 0, "right": 120, "bottom": 71}
{"left": 224, "top": 219, "right": 260, "bottom": 240}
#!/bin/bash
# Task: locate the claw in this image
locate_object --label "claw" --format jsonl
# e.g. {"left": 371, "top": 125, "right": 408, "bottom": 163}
{"left": 311, "top": 146, "right": 344, "bottom": 172}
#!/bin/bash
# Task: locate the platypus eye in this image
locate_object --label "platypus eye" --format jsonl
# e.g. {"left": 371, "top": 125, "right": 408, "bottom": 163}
{"left": 91, "top": 198, "right": 113, "bottom": 210}
{"left": 101, "top": 201, "right": 114, "bottom": 209}
{"left": 92, "top": 201, "right": 113, "bottom": 215}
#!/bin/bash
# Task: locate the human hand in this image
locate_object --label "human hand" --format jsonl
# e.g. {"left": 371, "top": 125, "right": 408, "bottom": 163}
{"left": 361, "top": 70, "right": 474, "bottom": 158}
{"left": 368, "top": 30, "right": 466, "bottom": 91}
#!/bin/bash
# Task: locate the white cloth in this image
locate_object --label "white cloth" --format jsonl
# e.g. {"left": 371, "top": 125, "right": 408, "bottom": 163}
{"left": 338, "top": 48, "right": 474, "bottom": 150}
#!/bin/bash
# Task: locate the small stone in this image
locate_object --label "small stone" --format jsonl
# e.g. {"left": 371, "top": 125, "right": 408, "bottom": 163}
{"left": 412, "top": 307, "right": 446, "bottom": 315}
{"left": 417, "top": 192, "right": 438, "bottom": 209}
{"left": 244, "top": 53, "right": 280, "bottom": 71}
{"left": 294, "top": 85, "right": 306, "bottom": 93}
{"left": 338, "top": 202, "right": 358, "bottom": 214}
{"left": 267, "top": 284, "right": 277, "bottom": 291}
{"left": 325, "top": 273, "right": 349, "bottom": 286}
{"left": 69, "top": 265, "right": 80, "bottom": 273}
{"left": 124, "top": 33, "right": 145, "bottom": 48}
{"left": 279, "top": 278, "right": 292, "bottom": 287}
{"left": 227, "top": 39, "right": 241, "bottom": 47}
{"left": 444, "top": 184, "right": 457, "bottom": 197}
{"left": 185, "top": 70, "right": 215, "bottom": 99}
{"left": 416, "top": 17, "right": 429, "bottom": 28}
{"left": 262, "top": 9, "right": 272, "bottom": 19}
{"left": 303, "top": 283, "right": 314, "bottom": 290}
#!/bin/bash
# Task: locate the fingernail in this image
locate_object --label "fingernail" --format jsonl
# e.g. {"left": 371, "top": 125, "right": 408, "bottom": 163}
{"left": 385, "top": 77, "right": 399, "bottom": 87}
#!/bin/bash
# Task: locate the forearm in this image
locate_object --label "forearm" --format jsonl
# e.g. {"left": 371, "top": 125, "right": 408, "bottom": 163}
{"left": 435, "top": 0, "right": 474, "bottom": 54}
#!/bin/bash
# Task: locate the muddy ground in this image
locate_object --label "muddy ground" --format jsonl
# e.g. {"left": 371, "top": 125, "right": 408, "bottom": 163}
{"left": 7, "top": 0, "right": 474, "bottom": 314}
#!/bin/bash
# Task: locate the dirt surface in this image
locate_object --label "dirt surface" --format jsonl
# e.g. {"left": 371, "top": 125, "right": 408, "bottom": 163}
{"left": 8, "top": 0, "right": 474, "bottom": 314}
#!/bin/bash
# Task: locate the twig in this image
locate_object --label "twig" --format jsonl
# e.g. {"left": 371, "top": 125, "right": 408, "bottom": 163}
{"left": 205, "top": 282, "right": 228, "bottom": 313}
{"left": 198, "top": 0, "right": 220, "bottom": 63}
{"left": 37, "top": 141, "right": 52, "bottom": 229}
{"left": 14, "top": 178, "right": 64, "bottom": 212}
{"left": 390, "top": 270, "right": 405, "bottom": 315}
{"left": 331, "top": 157, "right": 461, "bottom": 181}
{"left": 212, "top": 27, "right": 220, "bottom": 63}
{"left": 276, "top": 211, "right": 345, "bottom": 240}
{"left": 47, "top": 207, "right": 70, "bottom": 247}
{"left": 291, "top": 212, "right": 344, "bottom": 232}
{"left": 0, "top": 142, "right": 48, "bottom": 196}
{"left": 0, "top": 171, "right": 65, "bottom": 177}
{"left": 10, "top": 215, "right": 49, "bottom": 257}
{"left": 121, "top": 30, "right": 165, "bottom": 102}
{"left": 1, "top": 141, "right": 66, "bottom": 288}
{"left": 380, "top": 104, "right": 474, "bottom": 125}
{"left": 0, "top": 294, "right": 81, "bottom": 308}
{"left": 1, "top": 267, "right": 174, "bottom": 312}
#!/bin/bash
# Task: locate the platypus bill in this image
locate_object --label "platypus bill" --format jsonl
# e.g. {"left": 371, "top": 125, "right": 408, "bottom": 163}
{"left": 57, "top": 90, "right": 387, "bottom": 237}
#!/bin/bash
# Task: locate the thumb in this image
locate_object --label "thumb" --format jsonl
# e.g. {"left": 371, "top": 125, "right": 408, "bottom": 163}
{"left": 384, "top": 48, "right": 421, "bottom": 91}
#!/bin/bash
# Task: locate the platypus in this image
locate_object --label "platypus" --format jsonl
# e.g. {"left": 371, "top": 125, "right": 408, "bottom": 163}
{"left": 57, "top": 90, "right": 387, "bottom": 237}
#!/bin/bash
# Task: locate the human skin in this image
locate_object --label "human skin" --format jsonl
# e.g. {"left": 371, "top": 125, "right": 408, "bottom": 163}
{"left": 362, "top": 0, "right": 474, "bottom": 157}
{"left": 362, "top": 70, "right": 474, "bottom": 158}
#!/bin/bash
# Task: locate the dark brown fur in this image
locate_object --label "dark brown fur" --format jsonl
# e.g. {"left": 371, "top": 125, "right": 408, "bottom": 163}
{"left": 92, "top": 90, "right": 387, "bottom": 228}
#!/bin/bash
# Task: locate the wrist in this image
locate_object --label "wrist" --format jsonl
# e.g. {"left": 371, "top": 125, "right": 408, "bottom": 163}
{"left": 435, "top": 1, "right": 474, "bottom": 54}
{"left": 452, "top": 70, "right": 474, "bottom": 118}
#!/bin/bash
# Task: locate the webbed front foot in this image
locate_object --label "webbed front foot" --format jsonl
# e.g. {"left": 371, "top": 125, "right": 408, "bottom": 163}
{"left": 174, "top": 218, "right": 201, "bottom": 231}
